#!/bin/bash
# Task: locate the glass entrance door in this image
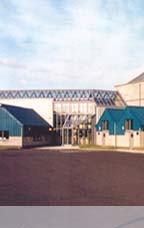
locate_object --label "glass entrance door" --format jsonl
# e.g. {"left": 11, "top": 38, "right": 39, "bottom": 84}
{"left": 63, "top": 129, "right": 72, "bottom": 145}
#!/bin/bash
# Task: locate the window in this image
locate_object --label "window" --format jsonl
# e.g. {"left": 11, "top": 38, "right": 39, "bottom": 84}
{"left": 125, "top": 119, "right": 133, "bottom": 130}
{"left": 102, "top": 120, "right": 109, "bottom": 130}
{"left": 0, "top": 131, "right": 9, "bottom": 140}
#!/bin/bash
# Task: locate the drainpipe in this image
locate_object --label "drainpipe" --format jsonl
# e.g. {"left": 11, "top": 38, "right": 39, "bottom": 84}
{"left": 114, "top": 122, "right": 117, "bottom": 148}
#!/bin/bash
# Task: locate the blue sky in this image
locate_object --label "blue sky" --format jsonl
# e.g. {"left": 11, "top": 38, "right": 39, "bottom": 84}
{"left": 0, "top": 0, "right": 144, "bottom": 89}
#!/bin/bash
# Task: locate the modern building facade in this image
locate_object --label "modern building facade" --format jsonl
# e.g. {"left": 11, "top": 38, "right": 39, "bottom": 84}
{"left": 115, "top": 72, "right": 144, "bottom": 106}
{"left": 0, "top": 72, "right": 143, "bottom": 147}
{"left": 0, "top": 89, "right": 125, "bottom": 146}
{"left": 96, "top": 106, "right": 144, "bottom": 148}
{"left": 0, "top": 104, "right": 53, "bottom": 147}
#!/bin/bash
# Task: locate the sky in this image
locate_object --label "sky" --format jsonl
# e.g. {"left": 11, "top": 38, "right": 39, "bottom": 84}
{"left": 0, "top": 207, "right": 144, "bottom": 228}
{"left": 1, "top": 0, "right": 144, "bottom": 89}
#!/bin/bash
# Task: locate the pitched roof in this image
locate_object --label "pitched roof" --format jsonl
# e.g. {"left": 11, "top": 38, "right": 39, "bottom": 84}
{"left": 107, "top": 108, "right": 124, "bottom": 122}
{"left": 127, "top": 72, "right": 144, "bottom": 84}
{"left": 0, "top": 104, "right": 51, "bottom": 127}
{"left": 125, "top": 106, "right": 144, "bottom": 126}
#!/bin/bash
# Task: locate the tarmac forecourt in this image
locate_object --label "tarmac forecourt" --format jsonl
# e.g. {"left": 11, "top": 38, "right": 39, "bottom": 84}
{"left": 0, "top": 148, "right": 144, "bottom": 205}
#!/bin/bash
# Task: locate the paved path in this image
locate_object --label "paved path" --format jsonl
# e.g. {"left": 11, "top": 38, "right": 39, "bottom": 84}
{"left": 37, "top": 145, "right": 79, "bottom": 150}
{"left": 1, "top": 207, "right": 144, "bottom": 227}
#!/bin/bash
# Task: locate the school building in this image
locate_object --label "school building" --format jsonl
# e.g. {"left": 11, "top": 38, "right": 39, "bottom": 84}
{"left": 0, "top": 72, "right": 144, "bottom": 147}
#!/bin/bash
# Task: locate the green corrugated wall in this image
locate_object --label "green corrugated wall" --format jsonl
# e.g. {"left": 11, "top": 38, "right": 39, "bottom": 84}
{"left": 0, "top": 108, "right": 22, "bottom": 136}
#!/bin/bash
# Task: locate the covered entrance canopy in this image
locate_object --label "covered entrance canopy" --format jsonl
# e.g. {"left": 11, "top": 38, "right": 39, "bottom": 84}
{"left": 62, "top": 114, "right": 92, "bottom": 145}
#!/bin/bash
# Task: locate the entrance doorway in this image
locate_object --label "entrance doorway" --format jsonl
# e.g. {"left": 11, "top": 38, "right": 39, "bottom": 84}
{"left": 63, "top": 129, "right": 72, "bottom": 145}
{"left": 62, "top": 114, "right": 92, "bottom": 146}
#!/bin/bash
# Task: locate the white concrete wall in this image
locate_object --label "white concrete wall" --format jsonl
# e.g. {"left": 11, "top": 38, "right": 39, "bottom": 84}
{"left": 96, "top": 131, "right": 142, "bottom": 148}
{"left": 96, "top": 131, "right": 115, "bottom": 146}
{"left": 115, "top": 82, "right": 144, "bottom": 106}
{"left": 132, "top": 131, "right": 141, "bottom": 147}
{"left": 0, "top": 98, "right": 53, "bottom": 126}
{"left": 116, "top": 131, "right": 141, "bottom": 148}
{"left": 0, "top": 136, "right": 52, "bottom": 148}
{"left": 0, "top": 137, "right": 22, "bottom": 147}
{"left": 0, "top": 135, "right": 53, "bottom": 148}
{"left": 140, "top": 131, "right": 144, "bottom": 147}
{"left": 116, "top": 133, "right": 131, "bottom": 147}
{"left": 96, "top": 107, "right": 106, "bottom": 124}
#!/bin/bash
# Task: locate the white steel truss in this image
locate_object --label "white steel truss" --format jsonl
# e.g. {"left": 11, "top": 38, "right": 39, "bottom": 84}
{"left": 0, "top": 89, "right": 125, "bottom": 106}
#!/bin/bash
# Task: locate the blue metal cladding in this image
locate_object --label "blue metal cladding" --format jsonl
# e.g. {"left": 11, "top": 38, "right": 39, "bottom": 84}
{"left": 118, "top": 107, "right": 143, "bottom": 134}
{"left": 2, "top": 104, "right": 51, "bottom": 127}
{"left": 0, "top": 108, "right": 22, "bottom": 136}
{"left": 96, "top": 109, "right": 124, "bottom": 135}
{"left": 96, "top": 106, "right": 144, "bottom": 135}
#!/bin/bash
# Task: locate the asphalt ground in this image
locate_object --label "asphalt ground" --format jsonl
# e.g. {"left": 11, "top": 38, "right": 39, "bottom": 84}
{"left": 0, "top": 149, "right": 144, "bottom": 205}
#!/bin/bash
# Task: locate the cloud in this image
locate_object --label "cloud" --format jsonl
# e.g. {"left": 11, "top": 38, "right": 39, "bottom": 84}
{"left": 0, "top": 59, "right": 26, "bottom": 69}
{"left": 0, "top": 0, "right": 144, "bottom": 89}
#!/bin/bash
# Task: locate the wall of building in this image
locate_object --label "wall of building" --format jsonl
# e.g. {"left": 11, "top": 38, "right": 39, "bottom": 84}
{"left": 96, "top": 130, "right": 142, "bottom": 148}
{"left": 115, "top": 82, "right": 144, "bottom": 106}
{"left": 0, "top": 108, "right": 22, "bottom": 136}
{"left": 116, "top": 132, "right": 133, "bottom": 148}
{"left": 0, "top": 134, "right": 55, "bottom": 148}
{"left": 54, "top": 100, "right": 96, "bottom": 115}
{"left": 95, "top": 107, "right": 106, "bottom": 123}
{"left": 91, "top": 107, "right": 106, "bottom": 144}
{"left": 23, "top": 135, "right": 53, "bottom": 147}
{"left": 0, "top": 97, "right": 125, "bottom": 146}
{"left": 0, "top": 136, "right": 53, "bottom": 147}
{"left": 0, "top": 137, "right": 22, "bottom": 147}
{"left": 96, "top": 131, "right": 115, "bottom": 146}
{"left": 140, "top": 131, "right": 144, "bottom": 147}
{"left": 0, "top": 98, "right": 53, "bottom": 126}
